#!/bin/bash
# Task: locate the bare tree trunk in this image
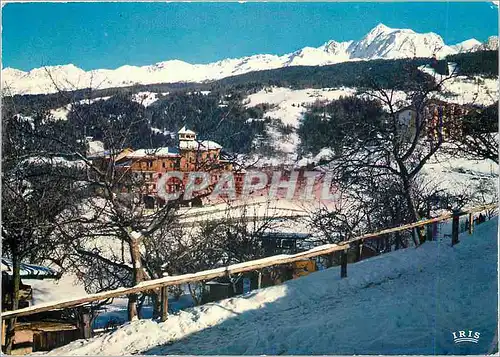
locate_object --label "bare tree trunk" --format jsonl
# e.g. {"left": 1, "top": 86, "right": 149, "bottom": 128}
{"left": 354, "top": 240, "right": 362, "bottom": 262}
{"left": 187, "top": 283, "right": 200, "bottom": 306}
{"left": 402, "top": 181, "right": 423, "bottom": 245}
{"left": 5, "top": 255, "right": 20, "bottom": 354}
{"left": 128, "top": 236, "right": 145, "bottom": 321}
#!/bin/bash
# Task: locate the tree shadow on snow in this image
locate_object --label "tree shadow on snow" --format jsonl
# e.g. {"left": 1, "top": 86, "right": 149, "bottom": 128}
{"left": 142, "top": 222, "right": 498, "bottom": 355}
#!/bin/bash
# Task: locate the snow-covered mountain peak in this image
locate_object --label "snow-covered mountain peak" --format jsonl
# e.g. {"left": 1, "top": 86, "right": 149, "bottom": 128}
{"left": 2, "top": 25, "right": 495, "bottom": 95}
{"left": 485, "top": 36, "right": 499, "bottom": 50}
{"left": 320, "top": 39, "right": 352, "bottom": 56}
{"left": 362, "top": 23, "right": 418, "bottom": 42}
{"left": 349, "top": 24, "right": 450, "bottom": 59}
{"left": 367, "top": 23, "right": 394, "bottom": 37}
{"left": 2, "top": 67, "right": 27, "bottom": 79}
{"left": 3, "top": 67, "right": 26, "bottom": 74}
{"left": 452, "top": 38, "right": 483, "bottom": 52}
{"left": 29, "top": 63, "right": 85, "bottom": 77}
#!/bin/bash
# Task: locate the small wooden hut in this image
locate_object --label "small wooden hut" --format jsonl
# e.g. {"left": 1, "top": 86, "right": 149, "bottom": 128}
{"left": 1, "top": 259, "right": 91, "bottom": 354}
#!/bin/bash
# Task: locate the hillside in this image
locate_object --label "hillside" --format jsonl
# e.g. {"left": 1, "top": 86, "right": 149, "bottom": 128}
{"left": 4, "top": 50, "right": 497, "bottom": 167}
{"left": 46, "top": 217, "right": 498, "bottom": 355}
{"left": 5, "top": 50, "right": 497, "bottom": 115}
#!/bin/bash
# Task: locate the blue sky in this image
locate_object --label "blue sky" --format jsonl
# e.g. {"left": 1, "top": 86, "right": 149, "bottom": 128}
{"left": 3, "top": 2, "right": 498, "bottom": 71}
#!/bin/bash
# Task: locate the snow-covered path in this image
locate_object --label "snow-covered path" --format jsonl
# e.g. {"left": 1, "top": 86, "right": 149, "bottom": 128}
{"left": 47, "top": 218, "right": 498, "bottom": 355}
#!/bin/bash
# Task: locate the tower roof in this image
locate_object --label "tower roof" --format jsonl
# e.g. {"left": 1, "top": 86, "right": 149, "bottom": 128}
{"left": 179, "top": 140, "right": 222, "bottom": 151}
{"left": 178, "top": 126, "right": 196, "bottom": 135}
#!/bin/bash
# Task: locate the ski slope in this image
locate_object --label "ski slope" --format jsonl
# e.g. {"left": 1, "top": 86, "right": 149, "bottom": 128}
{"left": 46, "top": 216, "right": 498, "bottom": 355}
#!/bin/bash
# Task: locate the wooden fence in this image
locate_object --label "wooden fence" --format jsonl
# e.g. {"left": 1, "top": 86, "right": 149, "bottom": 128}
{"left": 1, "top": 203, "right": 496, "bottom": 321}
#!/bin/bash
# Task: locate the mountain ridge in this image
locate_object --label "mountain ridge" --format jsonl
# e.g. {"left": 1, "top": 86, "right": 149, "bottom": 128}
{"left": 3, "top": 23, "right": 498, "bottom": 95}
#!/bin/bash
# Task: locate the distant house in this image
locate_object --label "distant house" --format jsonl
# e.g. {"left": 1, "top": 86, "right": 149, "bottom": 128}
{"left": 260, "top": 232, "right": 311, "bottom": 256}
{"left": 424, "top": 101, "right": 466, "bottom": 143}
{"left": 395, "top": 101, "right": 467, "bottom": 144}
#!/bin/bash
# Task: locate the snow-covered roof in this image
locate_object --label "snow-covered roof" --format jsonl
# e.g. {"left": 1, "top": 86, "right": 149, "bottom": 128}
{"left": 126, "top": 147, "right": 180, "bottom": 159}
{"left": 1, "top": 258, "right": 59, "bottom": 279}
{"left": 179, "top": 140, "right": 222, "bottom": 151}
{"left": 22, "top": 156, "right": 86, "bottom": 169}
{"left": 88, "top": 140, "right": 105, "bottom": 156}
{"left": 88, "top": 151, "right": 111, "bottom": 159}
{"left": 178, "top": 126, "right": 196, "bottom": 135}
{"left": 261, "top": 232, "right": 311, "bottom": 240}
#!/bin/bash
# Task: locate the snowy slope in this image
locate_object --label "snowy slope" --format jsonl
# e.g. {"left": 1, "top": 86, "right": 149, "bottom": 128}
{"left": 421, "top": 149, "right": 498, "bottom": 205}
{"left": 49, "top": 96, "right": 112, "bottom": 121}
{"left": 3, "top": 24, "right": 497, "bottom": 95}
{"left": 46, "top": 217, "right": 498, "bottom": 355}
{"left": 244, "top": 87, "right": 357, "bottom": 158}
{"left": 131, "top": 92, "right": 170, "bottom": 107}
{"left": 242, "top": 74, "right": 498, "bottom": 159}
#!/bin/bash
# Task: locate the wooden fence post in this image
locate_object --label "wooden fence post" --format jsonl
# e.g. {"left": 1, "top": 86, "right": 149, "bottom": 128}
{"left": 340, "top": 248, "right": 348, "bottom": 278}
{"left": 355, "top": 240, "right": 363, "bottom": 262}
{"left": 1, "top": 318, "right": 5, "bottom": 348}
{"left": 160, "top": 286, "right": 168, "bottom": 322}
{"left": 468, "top": 212, "right": 474, "bottom": 235}
{"left": 80, "top": 309, "right": 91, "bottom": 339}
{"left": 452, "top": 209, "right": 460, "bottom": 246}
{"left": 425, "top": 223, "right": 432, "bottom": 241}
{"left": 419, "top": 221, "right": 426, "bottom": 243}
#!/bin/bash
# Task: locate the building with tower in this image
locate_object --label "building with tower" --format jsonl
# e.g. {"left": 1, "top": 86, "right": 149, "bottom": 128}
{"left": 92, "top": 127, "right": 236, "bottom": 204}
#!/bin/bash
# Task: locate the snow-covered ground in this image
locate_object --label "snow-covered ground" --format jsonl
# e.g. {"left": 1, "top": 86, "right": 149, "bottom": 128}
{"left": 26, "top": 276, "right": 196, "bottom": 331}
{"left": 49, "top": 91, "right": 170, "bottom": 121}
{"left": 243, "top": 71, "right": 497, "bottom": 160}
{"left": 419, "top": 66, "right": 498, "bottom": 106}
{"left": 178, "top": 196, "right": 333, "bottom": 225}
{"left": 45, "top": 216, "right": 498, "bottom": 355}
{"left": 422, "top": 148, "right": 498, "bottom": 204}
{"left": 49, "top": 96, "right": 112, "bottom": 121}
{"left": 245, "top": 87, "right": 357, "bottom": 126}
{"left": 131, "top": 92, "right": 170, "bottom": 107}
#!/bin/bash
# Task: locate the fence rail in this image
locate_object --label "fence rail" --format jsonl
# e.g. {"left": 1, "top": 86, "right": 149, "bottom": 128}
{"left": 2, "top": 203, "right": 496, "bottom": 319}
